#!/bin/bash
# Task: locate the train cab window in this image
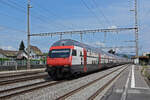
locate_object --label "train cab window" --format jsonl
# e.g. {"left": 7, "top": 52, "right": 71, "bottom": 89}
{"left": 72, "top": 50, "right": 77, "bottom": 56}
{"left": 49, "top": 49, "right": 70, "bottom": 58}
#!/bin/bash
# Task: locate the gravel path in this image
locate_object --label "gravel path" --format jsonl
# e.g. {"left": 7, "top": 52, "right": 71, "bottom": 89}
{"left": 8, "top": 65, "right": 126, "bottom": 100}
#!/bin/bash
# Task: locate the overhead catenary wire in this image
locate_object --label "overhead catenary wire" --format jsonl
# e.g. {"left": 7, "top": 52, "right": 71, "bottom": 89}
{"left": 0, "top": 0, "right": 138, "bottom": 55}
{"left": 10, "top": 0, "right": 76, "bottom": 30}
{"left": 32, "top": 1, "right": 80, "bottom": 30}
{"left": 0, "top": 0, "right": 26, "bottom": 13}
{"left": 0, "top": 24, "right": 27, "bottom": 33}
{"left": 0, "top": 11, "right": 24, "bottom": 22}
{"left": 0, "top": 0, "right": 44, "bottom": 23}
{"left": 80, "top": 0, "right": 104, "bottom": 28}
{"left": 0, "top": 0, "right": 49, "bottom": 32}
{"left": 0, "top": 1, "right": 57, "bottom": 28}
{"left": 30, "top": 27, "right": 135, "bottom": 36}
{"left": 92, "top": 0, "right": 112, "bottom": 27}
{"left": 0, "top": 0, "right": 75, "bottom": 31}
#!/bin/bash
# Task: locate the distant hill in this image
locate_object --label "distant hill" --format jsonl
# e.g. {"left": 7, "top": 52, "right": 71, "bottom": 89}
{"left": 115, "top": 53, "right": 135, "bottom": 58}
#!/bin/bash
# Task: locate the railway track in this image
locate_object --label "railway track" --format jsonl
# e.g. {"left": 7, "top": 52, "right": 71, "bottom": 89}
{"left": 88, "top": 67, "right": 126, "bottom": 100}
{"left": 0, "top": 80, "right": 65, "bottom": 100}
{"left": 56, "top": 65, "right": 128, "bottom": 100}
{"left": 0, "top": 70, "right": 44, "bottom": 79}
{"left": 0, "top": 73, "right": 48, "bottom": 86}
{"left": 0, "top": 65, "right": 128, "bottom": 100}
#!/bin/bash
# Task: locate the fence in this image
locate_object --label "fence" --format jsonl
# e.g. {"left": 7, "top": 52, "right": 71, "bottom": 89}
{"left": 0, "top": 59, "right": 46, "bottom": 71}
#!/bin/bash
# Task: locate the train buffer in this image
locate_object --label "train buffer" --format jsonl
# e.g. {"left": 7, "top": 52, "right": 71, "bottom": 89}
{"left": 101, "top": 65, "right": 150, "bottom": 100}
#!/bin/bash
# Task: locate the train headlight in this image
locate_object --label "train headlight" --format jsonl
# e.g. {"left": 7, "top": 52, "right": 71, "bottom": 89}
{"left": 64, "top": 65, "right": 69, "bottom": 67}
{"left": 47, "top": 65, "right": 52, "bottom": 67}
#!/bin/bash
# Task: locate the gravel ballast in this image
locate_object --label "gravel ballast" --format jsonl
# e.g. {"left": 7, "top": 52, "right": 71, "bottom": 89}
{"left": 8, "top": 65, "right": 127, "bottom": 100}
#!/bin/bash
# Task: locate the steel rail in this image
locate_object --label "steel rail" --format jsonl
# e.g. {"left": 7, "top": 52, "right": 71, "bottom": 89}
{"left": 88, "top": 65, "right": 129, "bottom": 100}
{"left": 0, "top": 74, "right": 47, "bottom": 85}
{"left": 0, "top": 81, "right": 48, "bottom": 94}
{"left": 0, "top": 71, "right": 43, "bottom": 79}
{"left": 0, "top": 80, "right": 65, "bottom": 100}
{"left": 56, "top": 65, "right": 128, "bottom": 100}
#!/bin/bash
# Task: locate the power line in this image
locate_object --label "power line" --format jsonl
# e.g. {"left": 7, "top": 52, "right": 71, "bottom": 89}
{"left": 100, "top": 40, "right": 135, "bottom": 43}
{"left": 92, "top": 0, "right": 112, "bottom": 26}
{"left": 80, "top": 0, "right": 104, "bottom": 28}
{"left": 32, "top": 2, "right": 79, "bottom": 30}
{"left": 101, "top": 46, "right": 135, "bottom": 49}
{"left": 0, "top": 11, "right": 24, "bottom": 22}
{"left": 0, "top": 0, "right": 73, "bottom": 30}
{"left": 30, "top": 27, "right": 136, "bottom": 37}
{"left": 0, "top": 1, "right": 50, "bottom": 31}
{"left": 9, "top": 0, "right": 76, "bottom": 30}
{"left": 7, "top": 0, "right": 26, "bottom": 9}
{"left": 7, "top": 0, "right": 51, "bottom": 23}
{"left": 0, "top": 0, "right": 26, "bottom": 13}
{"left": 0, "top": 24, "right": 26, "bottom": 33}
{"left": 16, "top": 0, "right": 76, "bottom": 30}
{"left": 0, "top": 0, "right": 42, "bottom": 22}
{"left": 0, "top": 0, "right": 57, "bottom": 25}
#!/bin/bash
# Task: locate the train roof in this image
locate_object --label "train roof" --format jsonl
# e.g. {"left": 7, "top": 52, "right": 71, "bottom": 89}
{"left": 52, "top": 39, "right": 124, "bottom": 59}
{"left": 52, "top": 39, "right": 103, "bottom": 52}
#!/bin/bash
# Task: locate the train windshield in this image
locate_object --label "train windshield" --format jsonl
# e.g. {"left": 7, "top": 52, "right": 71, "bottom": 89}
{"left": 49, "top": 49, "right": 70, "bottom": 58}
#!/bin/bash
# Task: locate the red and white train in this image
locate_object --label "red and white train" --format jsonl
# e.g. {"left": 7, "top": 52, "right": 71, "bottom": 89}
{"left": 46, "top": 39, "right": 131, "bottom": 80}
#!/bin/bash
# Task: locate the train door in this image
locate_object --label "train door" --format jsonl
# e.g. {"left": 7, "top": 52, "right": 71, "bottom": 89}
{"left": 99, "top": 53, "right": 102, "bottom": 69}
{"left": 83, "top": 49, "right": 87, "bottom": 72}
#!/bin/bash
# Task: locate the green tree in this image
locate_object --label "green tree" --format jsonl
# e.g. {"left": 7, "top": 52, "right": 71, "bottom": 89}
{"left": 19, "top": 40, "right": 25, "bottom": 51}
{"left": 123, "top": 54, "right": 128, "bottom": 58}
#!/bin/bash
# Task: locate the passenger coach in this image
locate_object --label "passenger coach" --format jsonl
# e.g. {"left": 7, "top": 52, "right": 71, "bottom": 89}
{"left": 46, "top": 39, "right": 130, "bottom": 80}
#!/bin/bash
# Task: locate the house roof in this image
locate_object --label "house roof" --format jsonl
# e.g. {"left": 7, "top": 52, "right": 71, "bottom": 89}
{"left": 30, "top": 45, "right": 42, "bottom": 55}
{"left": 16, "top": 50, "right": 28, "bottom": 59}
{"left": 0, "top": 49, "right": 18, "bottom": 57}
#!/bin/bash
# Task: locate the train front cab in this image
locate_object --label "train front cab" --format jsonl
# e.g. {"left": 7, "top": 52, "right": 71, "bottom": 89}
{"left": 46, "top": 46, "right": 74, "bottom": 80}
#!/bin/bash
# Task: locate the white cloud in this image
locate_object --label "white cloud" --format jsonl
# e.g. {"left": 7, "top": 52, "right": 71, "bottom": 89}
{"left": 1, "top": 46, "right": 17, "bottom": 51}
{"left": 0, "top": 26, "right": 4, "bottom": 31}
{"left": 108, "top": 26, "right": 117, "bottom": 29}
{"left": 1, "top": 0, "right": 150, "bottom": 54}
{"left": 95, "top": 41, "right": 105, "bottom": 47}
{"left": 86, "top": 41, "right": 105, "bottom": 48}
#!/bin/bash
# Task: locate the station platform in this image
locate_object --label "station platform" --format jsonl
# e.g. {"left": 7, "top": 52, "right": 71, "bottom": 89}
{"left": 0, "top": 68, "right": 45, "bottom": 74}
{"left": 101, "top": 65, "right": 150, "bottom": 100}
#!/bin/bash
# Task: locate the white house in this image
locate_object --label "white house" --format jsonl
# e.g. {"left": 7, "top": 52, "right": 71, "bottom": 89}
{"left": 30, "top": 45, "right": 43, "bottom": 60}
{"left": 0, "top": 49, "right": 17, "bottom": 60}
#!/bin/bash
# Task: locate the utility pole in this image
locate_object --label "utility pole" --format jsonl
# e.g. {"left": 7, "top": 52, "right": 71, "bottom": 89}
{"left": 80, "top": 33, "right": 83, "bottom": 42}
{"left": 27, "top": 0, "right": 31, "bottom": 69}
{"left": 134, "top": 0, "right": 139, "bottom": 57}
{"left": 103, "top": 31, "right": 107, "bottom": 43}
{"left": 60, "top": 34, "right": 62, "bottom": 40}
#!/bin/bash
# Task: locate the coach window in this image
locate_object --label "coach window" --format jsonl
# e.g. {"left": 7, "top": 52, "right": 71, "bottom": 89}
{"left": 72, "top": 49, "right": 77, "bottom": 56}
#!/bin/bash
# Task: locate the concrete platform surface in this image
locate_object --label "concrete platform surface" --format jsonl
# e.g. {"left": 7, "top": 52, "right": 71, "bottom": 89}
{"left": 101, "top": 65, "right": 150, "bottom": 100}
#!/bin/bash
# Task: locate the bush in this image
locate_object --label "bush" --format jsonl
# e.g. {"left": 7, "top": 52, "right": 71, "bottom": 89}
{"left": 0, "top": 58, "right": 10, "bottom": 61}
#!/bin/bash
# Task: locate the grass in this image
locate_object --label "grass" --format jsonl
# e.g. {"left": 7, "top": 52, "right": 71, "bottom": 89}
{"left": 141, "top": 65, "right": 150, "bottom": 80}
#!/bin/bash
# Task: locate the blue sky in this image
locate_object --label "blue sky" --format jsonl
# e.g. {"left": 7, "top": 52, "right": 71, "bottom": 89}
{"left": 0, "top": 0, "right": 149, "bottom": 55}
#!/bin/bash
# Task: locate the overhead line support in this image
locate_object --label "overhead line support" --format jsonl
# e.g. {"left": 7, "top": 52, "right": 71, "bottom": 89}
{"left": 100, "top": 46, "right": 136, "bottom": 49}
{"left": 30, "top": 27, "right": 136, "bottom": 37}
{"left": 134, "top": 0, "right": 139, "bottom": 57}
{"left": 27, "top": 0, "right": 31, "bottom": 70}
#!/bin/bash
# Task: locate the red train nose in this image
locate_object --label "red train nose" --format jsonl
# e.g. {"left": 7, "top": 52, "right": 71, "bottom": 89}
{"left": 47, "top": 58, "right": 71, "bottom": 66}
